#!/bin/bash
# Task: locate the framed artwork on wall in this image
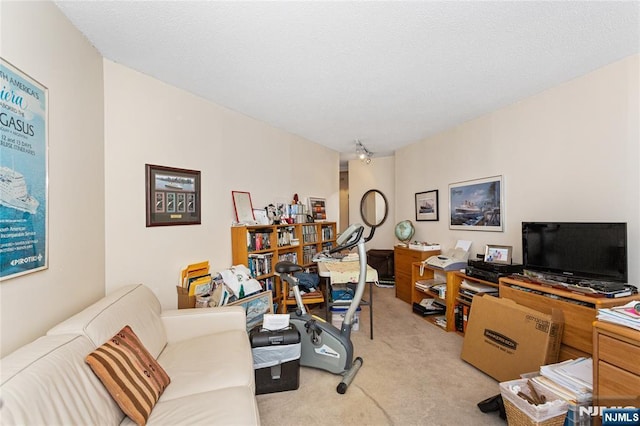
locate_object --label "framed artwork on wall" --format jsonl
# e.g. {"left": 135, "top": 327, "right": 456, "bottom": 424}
{"left": 308, "top": 197, "right": 327, "bottom": 222}
{"left": 415, "top": 190, "right": 439, "bottom": 222}
{"left": 146, "top": 164, "right": 201, "bottom": 227}
{"left": 449, "top": 175, "right": 503, "bottom": 231}
{"left": 0, "top": 58, "right": 49, "bottom": 281}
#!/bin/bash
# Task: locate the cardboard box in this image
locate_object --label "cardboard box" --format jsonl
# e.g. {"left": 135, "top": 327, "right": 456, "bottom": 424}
{"left": 176, "top": 286, "right": 196, "bottom": 309}
{"left": 461, "top": 295, "right": 564, "bottom": 382}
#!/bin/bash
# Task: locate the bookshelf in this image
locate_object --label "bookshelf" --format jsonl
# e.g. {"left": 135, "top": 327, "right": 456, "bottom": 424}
{"left": 231, "top": 222, "right": 337, "bottom": 308}
{"left": 410, "top": 262, "right": 460, "bottom": 332}
{"left": 451, "top": 272, "right": 499, "bottom": 336}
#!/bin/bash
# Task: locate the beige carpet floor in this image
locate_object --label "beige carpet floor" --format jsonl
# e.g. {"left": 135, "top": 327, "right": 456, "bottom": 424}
{"left": 256, "top": 285, "right": 507, "bottom": 425}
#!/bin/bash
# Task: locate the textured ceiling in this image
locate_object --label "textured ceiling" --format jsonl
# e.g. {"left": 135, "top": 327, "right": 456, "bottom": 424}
{"left": 54, "top": 1, "right": 639, "bottom": 164}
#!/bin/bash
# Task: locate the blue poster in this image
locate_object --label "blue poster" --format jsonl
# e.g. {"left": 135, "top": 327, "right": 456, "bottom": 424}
{"left": 0, "top": 59, "right": 48, "bottom": 280}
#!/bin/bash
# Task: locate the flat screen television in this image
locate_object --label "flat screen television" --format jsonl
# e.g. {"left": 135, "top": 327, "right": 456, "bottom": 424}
{"left": 522, "top": 222, "right": 627, "bottom": 284}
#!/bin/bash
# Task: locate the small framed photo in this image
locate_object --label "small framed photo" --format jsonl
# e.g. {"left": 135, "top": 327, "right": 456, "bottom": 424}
{"left": 415, "top": 190, "right": 439, "bottom": 221}
{"left": 227, "top": 291, "right": 274, "bottom": 331}
{"left": 146, "top": 164, "right": 201, "bottom": 227}
{"left": 308, "top": 197, "right": 327, "bottom": 221}
{"left": 253, "top": 208, "right": 269, "bottom": 225}
{"left": 484, "top": 245, "right": 512, "bottom": 264}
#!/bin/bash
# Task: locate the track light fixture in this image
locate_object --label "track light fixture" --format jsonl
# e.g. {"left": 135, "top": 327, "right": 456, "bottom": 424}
{"left": 355, "top": 140, "right": 373, "bottom": 165}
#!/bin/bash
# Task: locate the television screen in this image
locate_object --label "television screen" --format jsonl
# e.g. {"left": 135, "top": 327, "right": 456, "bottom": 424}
{"left": 522, "top": 222, "right": 627, "bottom": 283}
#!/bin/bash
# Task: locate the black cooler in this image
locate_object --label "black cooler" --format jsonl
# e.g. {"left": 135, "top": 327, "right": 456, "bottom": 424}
{"left": 249, "top": 325, "right": 301, "bottom": 395}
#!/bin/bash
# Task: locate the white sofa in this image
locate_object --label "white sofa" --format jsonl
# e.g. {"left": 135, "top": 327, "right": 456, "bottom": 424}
{"left": 0, "top": 284, "right": 260, "bottom": 425}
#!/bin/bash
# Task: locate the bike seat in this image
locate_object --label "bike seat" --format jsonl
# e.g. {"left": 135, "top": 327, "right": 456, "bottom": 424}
{"left": 275, "top": 261, "right": 303, "bottom": 274}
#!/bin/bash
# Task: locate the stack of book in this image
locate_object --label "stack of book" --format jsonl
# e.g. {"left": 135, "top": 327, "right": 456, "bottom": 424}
{"left": 597, "top": 301, "right": 640, "bottom": 331}
{"left": 412, "top": 298, "right": 445, "bottom": 316}
{"left": 248, "top": 253, "right": 273, "bottom": 277}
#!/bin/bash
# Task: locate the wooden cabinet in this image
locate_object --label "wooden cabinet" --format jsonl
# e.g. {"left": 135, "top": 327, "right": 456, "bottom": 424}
{"left": 410, "top": 262, "right": 459, "bottom": 332}
{"left": 593, "top": 321, "right": 640, "bottom": 412}
{"left": 231, "top": 222, "right": 337, "bottom": 307}
{"left": 452, "top": 272, "right": 498, "bottom": 335}
{"left": 393, "top": 246, "right": 439, "bottom": 303}
{"left": 499, "top": 277, "right": 640, "bottom": 360}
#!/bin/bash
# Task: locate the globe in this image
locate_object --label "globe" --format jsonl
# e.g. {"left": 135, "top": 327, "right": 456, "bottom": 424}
{"left": 394, "top": 220, "right": 415, "bottom": 244}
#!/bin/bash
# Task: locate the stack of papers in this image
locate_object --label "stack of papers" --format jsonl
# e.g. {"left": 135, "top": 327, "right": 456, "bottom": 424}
{"left": 534, "top": 358, "right": 592, "bottom": 404}
{"left": 597, "top": 301, "right": 640, "bottom": 331}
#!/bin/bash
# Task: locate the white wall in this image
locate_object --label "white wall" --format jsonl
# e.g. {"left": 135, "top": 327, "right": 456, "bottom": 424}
{"left": 348, "top": 156, "right": 395, "bottom": 250}
{"left": 103, "top": 61, "right": 339, "bottom": 309}
{"left": 396, "top": 55, "right": 640, "bottom": 284}
{"left": 0, "top": 1, "right": 105, "bottom": 356}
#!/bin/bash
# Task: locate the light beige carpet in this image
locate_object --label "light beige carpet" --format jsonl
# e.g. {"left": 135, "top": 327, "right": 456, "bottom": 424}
{"left": 256, "top": 285, "right": 506, "bottom": 425}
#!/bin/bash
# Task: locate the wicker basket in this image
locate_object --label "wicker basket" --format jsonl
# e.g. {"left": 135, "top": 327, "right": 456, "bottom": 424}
{"left": 504, "top": 398, "right": 567, "bottom": 426}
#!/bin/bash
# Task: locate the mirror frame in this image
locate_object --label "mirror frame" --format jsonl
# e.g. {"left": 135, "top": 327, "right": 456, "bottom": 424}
{"left": 360, "top": 189, "right": 389, "bottom": 228}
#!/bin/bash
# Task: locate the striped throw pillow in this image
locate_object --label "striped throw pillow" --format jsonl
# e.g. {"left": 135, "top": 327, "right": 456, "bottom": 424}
{"left": 86, "top": 325, "right": 170, "bottom": 426}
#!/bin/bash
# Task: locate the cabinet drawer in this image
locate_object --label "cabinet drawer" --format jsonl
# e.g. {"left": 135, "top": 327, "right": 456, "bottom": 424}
{"left": 598, "top": 334, "right": 640, "bottom": 376}
{"left": 597, "top": 361, "right": 640, "bottom": 407}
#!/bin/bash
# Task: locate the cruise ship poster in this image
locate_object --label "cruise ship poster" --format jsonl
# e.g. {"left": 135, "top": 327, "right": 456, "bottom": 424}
{"left": 0, "top": 59, "right": 48, "bottom": 281}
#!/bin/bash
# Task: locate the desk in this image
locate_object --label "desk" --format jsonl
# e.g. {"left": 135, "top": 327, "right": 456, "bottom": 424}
{"left": 317, "top": 261, "right": 376, "bottom": 339}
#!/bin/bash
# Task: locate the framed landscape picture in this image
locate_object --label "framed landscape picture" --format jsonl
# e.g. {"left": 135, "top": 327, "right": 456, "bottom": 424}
{"left": 228, "top": 291, "right": 274, "bottom": 331}
{"left": 449, "top": 175, "right": 503, "bottom": 231}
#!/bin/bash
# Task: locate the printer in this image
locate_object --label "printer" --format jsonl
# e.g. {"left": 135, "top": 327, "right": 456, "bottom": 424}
{"left": 426, "top": 240, "right": 472, "bottom": 271}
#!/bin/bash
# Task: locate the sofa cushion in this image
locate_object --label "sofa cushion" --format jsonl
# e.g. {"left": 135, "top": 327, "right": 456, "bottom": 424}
{"left": 157, "top": 329, "right": 255, "bottom": 401}
{"left": 47, "top": 284, "right": 167, "bottom": 358}
{"left": 121, "top": 386, "right": 260, "bottom": 426}
{"left": 86, "top": 325, "right": 170, "bottom": 426}
{"left": 0, "top": 334, "right": 124, "bottom": 425}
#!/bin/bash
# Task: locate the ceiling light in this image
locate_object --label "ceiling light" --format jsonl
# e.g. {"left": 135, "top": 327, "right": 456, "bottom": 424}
{"left": 355, "top": 140, "right": 373, "bottom": 165}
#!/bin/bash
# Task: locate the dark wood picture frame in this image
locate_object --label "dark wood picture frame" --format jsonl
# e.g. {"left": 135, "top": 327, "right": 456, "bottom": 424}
{"left": 415, "top": 190, "right": 439, "bottom": 221}
{"left": 146, "top": 164, "right": 201, "bottom": 227}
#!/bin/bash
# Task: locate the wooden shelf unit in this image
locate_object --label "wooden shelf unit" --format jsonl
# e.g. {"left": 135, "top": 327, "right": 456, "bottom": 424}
{"left": 231, "top": 222, "right": 337, "bottom": 309}
{"left": 394, "top": 246, "right": 440, "bottom": 304}
{"left": 499, "top": 277, "right": 640, "bottom": 361}
{"left": 452, "top": 272, "right": 499, "bottom": 335}
{"left": 410, "top": 262, "right": 460, "bottom": 332}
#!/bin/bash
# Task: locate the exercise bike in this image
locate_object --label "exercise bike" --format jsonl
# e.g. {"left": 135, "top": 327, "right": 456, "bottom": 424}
{"left": 275, "top": 223, "right": 367, "bottom": 394}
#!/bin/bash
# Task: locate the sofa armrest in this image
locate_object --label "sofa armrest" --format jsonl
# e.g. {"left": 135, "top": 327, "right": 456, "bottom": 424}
{"left": 161, "top": 306, "right": 247, "bottom": 344}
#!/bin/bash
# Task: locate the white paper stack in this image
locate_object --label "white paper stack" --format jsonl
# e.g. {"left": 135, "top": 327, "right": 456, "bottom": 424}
{"left": 597, "top": 301, "right": 640, "bottom": 331}
{"left": 534, "top": 358, "right": 593, "bottom": 404}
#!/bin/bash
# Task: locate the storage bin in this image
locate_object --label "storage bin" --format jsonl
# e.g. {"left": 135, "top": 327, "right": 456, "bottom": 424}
{"left": 330, "top": 306, "right": 361, "bottom": 331}
{"left": 250, "top": 326, "right": 301, "bottom": 395}
{"left": 500, "top": 379, "right": 569, "bottom": 426}
{"left": 331, "top": 283, "right": 355, "bottom": 302}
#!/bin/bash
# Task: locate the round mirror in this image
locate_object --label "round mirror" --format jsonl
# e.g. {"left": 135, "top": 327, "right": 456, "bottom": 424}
{"left": 360, "top": 189, "right": 388, "bottom": 228}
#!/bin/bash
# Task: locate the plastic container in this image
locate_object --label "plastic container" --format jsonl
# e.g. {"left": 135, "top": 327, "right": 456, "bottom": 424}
{"left": 330, "top": 306, "right": 361, "bottom": 331}
{"left": 499, "top": 378, "right": 569, "bottom": 426}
